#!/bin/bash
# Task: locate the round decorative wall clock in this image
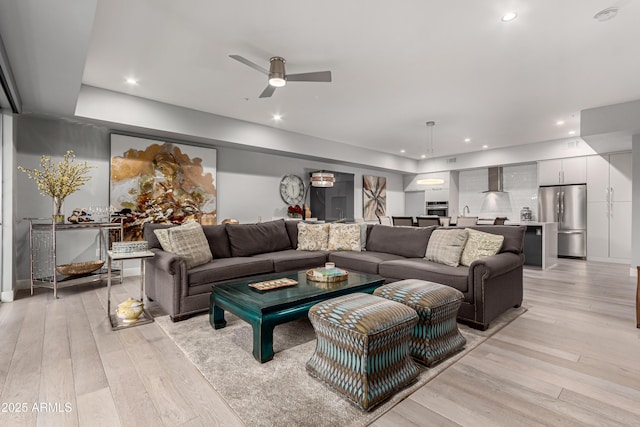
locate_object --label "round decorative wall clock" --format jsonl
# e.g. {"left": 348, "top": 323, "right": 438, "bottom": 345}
{"left": 279, "top": 174, "right": 305, "bottom": 205}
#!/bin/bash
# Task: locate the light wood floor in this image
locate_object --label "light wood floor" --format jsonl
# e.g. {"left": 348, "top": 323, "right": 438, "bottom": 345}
{"left": 0, "top": 259, "right": 638, "bottom": 426}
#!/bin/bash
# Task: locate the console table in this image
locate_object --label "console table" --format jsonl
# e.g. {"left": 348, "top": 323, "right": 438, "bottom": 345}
{"left": 26, "top": 218, "right": 124, "bottom": 298}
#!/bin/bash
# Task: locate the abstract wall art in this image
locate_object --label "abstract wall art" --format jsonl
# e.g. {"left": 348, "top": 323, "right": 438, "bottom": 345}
{"left": 363, "top": 175, "right": 386, "bottom": 221}
{"left": 110, "top": 135, "right": 217, "bottom": 240}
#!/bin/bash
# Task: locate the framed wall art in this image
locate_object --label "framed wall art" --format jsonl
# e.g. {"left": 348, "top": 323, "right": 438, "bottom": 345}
{"left": 110, "top": 134, "right": 217, "bottom": 240}
{"left": 363, "top": 175, "right": 386, "bottom": 221}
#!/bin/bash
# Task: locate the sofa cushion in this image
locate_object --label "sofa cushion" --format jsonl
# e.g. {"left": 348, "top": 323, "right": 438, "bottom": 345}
{"left": 226, "top": 219, "right": 291, "bottom": 257}
{"left": 328, "top": 251, "right": 407, "bottom": 275}
{"left": 366, "top": 225, "right": 434, "bottom": 258}
{"left": 284, "top": 219, "right": 301, "bottom": 248}
{"left": 187, "top": 257, "right": 274, "bottom": 289}
{"left": 425, "top": 229, "right": 468, "bottom": 267}
{"left": 328, "top": 223, "right": 362, "bottom": 252}
{"left": 168, "top": 221, "right": 214, "bottom": 269}
{"left": 468, "top": 225, "right": 525, "bottom": 254}
{"left": 202, "top": 224, "right": 232, "bottom": 258}
{"left": 460, "top": 228, "right": 504, "bottom": 266}
{"left": 297, "top": 223, "right": 330, "bottom": 251}
{"left": 253, "top": 249, "right": 328, "bottom": 272}
{"left": 379, "top": 259, "right": 469, "bottom": 294}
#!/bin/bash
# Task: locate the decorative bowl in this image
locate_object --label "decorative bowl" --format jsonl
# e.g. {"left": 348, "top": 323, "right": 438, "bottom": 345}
{"left": 56, "top": 260, "right": 105, "bottom": 276}
{"left": 116, "top": 298, "right": 144, "bottom": 323}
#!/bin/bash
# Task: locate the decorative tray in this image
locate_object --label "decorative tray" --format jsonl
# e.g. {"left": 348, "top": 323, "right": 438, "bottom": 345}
{"left": 248, "top": 278, "right": 298, "bottom": 291}
{"left": 56, "top": 260, "right": 105, "bottom": 276}
{"left": 112, "top": 241, "right": 149, "bottom": 254}
{"left": 306, "top": 267, "right": 349, "bottom": 283}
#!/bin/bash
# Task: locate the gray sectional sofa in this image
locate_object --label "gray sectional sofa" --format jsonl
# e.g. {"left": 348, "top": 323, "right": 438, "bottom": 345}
{"left": 143, "top": 219, "right": 526, "bottom": 330}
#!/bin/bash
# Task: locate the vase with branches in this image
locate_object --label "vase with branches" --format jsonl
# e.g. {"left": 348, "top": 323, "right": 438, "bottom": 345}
{"left": 18, "top": 150, "right": 96, "bottom": 223}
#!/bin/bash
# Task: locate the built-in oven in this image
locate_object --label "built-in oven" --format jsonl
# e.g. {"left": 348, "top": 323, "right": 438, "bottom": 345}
{"left": 425, "top": 201, "right": 449, "bottom": 217}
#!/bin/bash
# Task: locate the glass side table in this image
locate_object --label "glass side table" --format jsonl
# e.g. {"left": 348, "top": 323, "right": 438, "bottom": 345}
{"left": 107, "top": 250, "right": 155, "bottom": 331}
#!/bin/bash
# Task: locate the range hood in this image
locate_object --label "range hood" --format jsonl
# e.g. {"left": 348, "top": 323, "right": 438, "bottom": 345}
{"left": 482, "top": 167, "right": 508, "bottom": 193}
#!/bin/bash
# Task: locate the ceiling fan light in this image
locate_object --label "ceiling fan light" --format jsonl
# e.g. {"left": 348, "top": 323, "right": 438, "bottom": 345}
{"left": 268, "top": 77, "right": 286, "bottom": 87}
{"left": 268, "top": 57, "right": 286, "bottom": 87}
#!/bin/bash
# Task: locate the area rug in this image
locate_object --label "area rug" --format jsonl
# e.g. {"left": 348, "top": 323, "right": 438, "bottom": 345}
{"left": 156, "top": 306, "right": 526, "bottom": 427}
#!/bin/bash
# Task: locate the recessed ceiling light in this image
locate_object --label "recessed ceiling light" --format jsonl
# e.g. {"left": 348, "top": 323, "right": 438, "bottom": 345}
{"left": 482, "top": 145, "right": 489, "bottom": 149}
{"left": 568, "top": 130, "right": 576, "bottom": 135}
{"left": 556, "top": 120, "right": 565, "bottom": 126}
{"left": 400, "top": 149, "right": 406, "bottom": 153}
{"left": 125, "top": 77, "right": 138, "bottom": 85}
{"left": 272, "top": 114, "right": 282, "bottom": 121}
{"left": 464, "top": 138, "right": 471, "bottom": 143}
{"left": 421, "top": 154, "right": 426, "bottom": 159}
{"left": 501, "top": 12, "right": 518, "bottom": 22}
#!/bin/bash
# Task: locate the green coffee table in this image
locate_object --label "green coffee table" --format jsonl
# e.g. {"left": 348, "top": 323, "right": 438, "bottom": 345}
{"left": 209, "top": 270, "right": 385, "bottom": 363}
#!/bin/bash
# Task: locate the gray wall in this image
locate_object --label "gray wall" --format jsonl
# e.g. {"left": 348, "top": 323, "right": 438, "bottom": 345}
{"left": 13, "top": 115, "right": 404, "bottom": 284}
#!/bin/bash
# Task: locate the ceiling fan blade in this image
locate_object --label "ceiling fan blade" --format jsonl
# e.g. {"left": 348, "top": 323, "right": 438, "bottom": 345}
{"left": 259, "top": 85, "right": 276, "bottom": 98}
{"left": 229, "top": 54, "right": 269, "bottom": 75}
{"left": 286, "top": 71, "right": 332, "bottom": 82}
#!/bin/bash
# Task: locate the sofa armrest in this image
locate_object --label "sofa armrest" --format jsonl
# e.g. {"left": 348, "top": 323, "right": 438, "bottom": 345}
{"left": 145, "top": 248, "right": 187, "bottom": 320}
{"left": 470, "top": 252, "right": 523, "bottom": 279}
{"left": 149, "top": 248, "right": 185, "bottom": 275}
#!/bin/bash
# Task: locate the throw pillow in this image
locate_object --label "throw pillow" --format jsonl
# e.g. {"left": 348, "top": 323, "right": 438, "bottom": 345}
{"left": 328, "top": 223, "right": 362, "bottom": 252}
{"left": 460, "top": 228, "right": 504, "bottom": 266}
{"left": 168, "top": 221, "right": 213, "bottom": 269}
{"left": 297, "top": 223, "right": 330, "bottom": 251}
{"left": 153, "top": 228, "right": 173, "bottom": 252}
{"left": 424, "top": 229, "right": 469, "bottom": 267}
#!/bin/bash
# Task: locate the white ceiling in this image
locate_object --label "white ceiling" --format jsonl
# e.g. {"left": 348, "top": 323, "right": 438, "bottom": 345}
{"left": 2, "top": 0, "right": 640, "bottom": 160}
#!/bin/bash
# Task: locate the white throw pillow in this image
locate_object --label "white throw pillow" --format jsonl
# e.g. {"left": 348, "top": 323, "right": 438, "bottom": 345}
{"left": 153, "top": 228, "right": 173, "bottom": 252}
{"left": 297, "top": 223, "right": 330, "bottom": 251}
{"left": 460, "top": 228, "right": 504, "bottom": 266}
{"left": 328, "top": 223, "right": 362, "bottom": 252}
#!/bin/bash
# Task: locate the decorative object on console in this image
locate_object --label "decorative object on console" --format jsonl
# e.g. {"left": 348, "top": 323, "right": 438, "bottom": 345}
{"left": 110, "top": 134, "right": 217, "bottom": 240}
{"left": 363, "top": 175, "right": 386, "bottom": 221}
{"left": 18, "top": 150, "right": 95, "bottom": 224}
{"left": 287, "top": 204, "right": 303, "bottom": 218}
{"left": 55, "top": 260, "right": 105, "bottom": 276}
{"left": 67, "top": 208, "right": 93, "bottom": 223}
{"left": 111, "top": 241, "right": 149, "bottom": 254}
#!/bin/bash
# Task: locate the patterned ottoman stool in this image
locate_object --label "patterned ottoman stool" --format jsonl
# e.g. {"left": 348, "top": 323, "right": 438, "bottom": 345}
{"left": 306, "top": 293, "right": 419, "bottom": 411}
{"left": 374, "top": 279, "right": 466, "bottom": 367}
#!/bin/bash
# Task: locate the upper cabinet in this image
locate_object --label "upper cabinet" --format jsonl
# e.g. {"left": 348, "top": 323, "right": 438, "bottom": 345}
{"left": 538, "top": 157, "right": 586, "bottom": 186}
{"left": 586, "top": 153, "right": 632, "bottom": 203}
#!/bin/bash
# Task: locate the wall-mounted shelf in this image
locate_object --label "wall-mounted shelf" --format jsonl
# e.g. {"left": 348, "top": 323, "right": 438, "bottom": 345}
{"left": 26, "top": 218, "right": 124, "bottom": 298}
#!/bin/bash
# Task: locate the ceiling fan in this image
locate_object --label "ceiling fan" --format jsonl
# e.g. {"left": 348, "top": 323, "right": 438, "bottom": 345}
{"left": 229, "top": 55, "right": 332, "bottom": 98}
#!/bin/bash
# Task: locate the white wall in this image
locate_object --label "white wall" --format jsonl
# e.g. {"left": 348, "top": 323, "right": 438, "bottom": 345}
{"left": 632, "top": 134, "right": 640, "bottom": 274}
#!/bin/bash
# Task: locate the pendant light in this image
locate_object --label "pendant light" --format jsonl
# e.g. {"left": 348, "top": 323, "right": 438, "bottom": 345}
{"left": 425, "top": 121, "right": 435, "bottom": 154}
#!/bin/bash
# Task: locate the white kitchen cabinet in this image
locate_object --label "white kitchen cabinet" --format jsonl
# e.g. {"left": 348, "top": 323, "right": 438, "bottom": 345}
{"left": 587, "top": 153, "right": 632, "bottom": 203}
{"left": 538, "top": 157, "right": 586, "bottom": 185}
{"left": 609, "top": 153, "right": 632, "bottom": 202}
{"left": 585, "top": 152, "right": 632, "bottom": 263}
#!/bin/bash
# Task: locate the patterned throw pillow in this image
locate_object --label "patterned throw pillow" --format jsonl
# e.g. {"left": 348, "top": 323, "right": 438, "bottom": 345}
{"left": 168, "top": 221, "right": 213, "bottom": 268}
{"left": 359, "top": 223, "right": 367, "bottom": 251}
{"left": 424, "top": 229, "right": 469, "bottom": 267}
{"left": 328, "top": 223, "right": 362, "bottom": 252}
{"left": 297, "top": 223, "right": 330, "bottom": 251}
{"left": 460, "top": 228, "right": 504, "bottom": 266}
{"left": 153, "top": 228, "right": 173, "bottom": 252}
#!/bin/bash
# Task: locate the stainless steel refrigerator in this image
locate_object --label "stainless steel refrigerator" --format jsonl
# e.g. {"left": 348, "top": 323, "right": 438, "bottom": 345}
{"left": 538, "top": 184, "right": 587, "bottom": 258}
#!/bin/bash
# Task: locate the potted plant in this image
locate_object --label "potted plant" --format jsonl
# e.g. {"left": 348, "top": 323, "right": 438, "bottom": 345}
{"left": 287, "top": 204, "right": 303, "bottom": 218}
{"left": 18, "top": 150, "right": 95, "bottom": 223}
